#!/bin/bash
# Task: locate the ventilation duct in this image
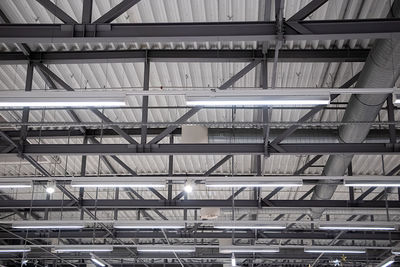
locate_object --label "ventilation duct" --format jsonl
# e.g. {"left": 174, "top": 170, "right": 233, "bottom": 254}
{"left": 311, "top": 0, "right": 400, "bottom": 217}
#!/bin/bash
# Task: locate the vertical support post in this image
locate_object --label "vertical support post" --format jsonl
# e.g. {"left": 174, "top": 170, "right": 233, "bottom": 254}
{"left": 271, "top": 0, "right": 284, "bottom": 89}
{"left": 348, "top": 163, "right": 354, "bottom": 202}
{"left": 387, "top": 95, "right": 396, "bottom": 144}
{"left": 82, "top": 0, "right": 93, "bottom": 24}
{"left": 261, "top": 59, "right": 268, "bottom": 89}
{"left": 79, "top": 136, "right": 88, "bottom": 220}
{"left": 20, "top": 62, "right": 34, "bottom": 146}
{"left": 255, "top": 155, "right": 262, "bottom": 202}
{"left": 398, "top": 187, "right": 400, "bottom": 201}
{"left": 168, "top": 135, "right": 174, "bottom": 200}
{"left": 261, "top": 57, "right": 270, "bottom": 157}
{"left": 114, "top": 187, "right": 119, "bottom": 220}
{"left": 141, "top": 57, "right": 150, "bottom": 144}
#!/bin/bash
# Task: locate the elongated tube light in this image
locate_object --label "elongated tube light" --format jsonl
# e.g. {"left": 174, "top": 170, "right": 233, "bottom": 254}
{"left": 90, "top": 253, "right": 107, "bottom": 267}
{"left": 137, "top": 246, "right": 195, "bottom": 253}
{"left": 378, "top": 257, "right": 396, "bottom": 267}
{"left": 391, "top": 248, "right": 400, "bottom": 255}
{"left": 70, "top": 178, "right": 166, "bottom": 188}
{"left": 53, "top": 245, "right": 113, "bottom": 253}
{"left": 231, "top": 254, "right": 237, "bottom": 266}
{"left": 219, "top": 246, "right": 279, "bottom": 254}
{"left": 304, "top": 246, "right": 366, "bottom": 254}
{"left": 0, "top": 246, "right": 31, "bottom": 253}
{"left": 380, "top": 260, "right": 395, "bottom": 267}
{"left": 214, "top": 222, "right": 286, "bottom": 230}
{"left": 0, "top": 182, "right": 31, "bottom": 189}
{"left": 186, "top": 94, "right": 330, "bottom": 106}
{"left": 114, "top": 221, "right": 185, "bottom": 229}
{"left": 91, "top": 258, "right": 106, "bottom": 267}
{"left": 0, "top": 91, "right": 126, "bottom": 108}
{"left": 12, "top": 221, "right": 85, "bottom": 230}
{"left": 394, "top": 94, "right": 400, "bottom": 105}
{"left": 344, "top": 180, "right": 400, "bottom": 187}
{"left": 206, "top": 178, "right": 303, "bottom": 188}
{"left": 319, "top": 224, "right": 396, "bottom": 231}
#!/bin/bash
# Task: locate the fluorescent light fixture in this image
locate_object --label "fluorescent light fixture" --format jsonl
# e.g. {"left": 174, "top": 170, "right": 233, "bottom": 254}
{"left": 12, "top": 221, "right": 85, "bottom": 230}
{"left": 319, "top": 224, "right": 396, "bottom": 231}
{"left": 304, "top": 247, "right": 366, "bottom": 254}
{"left": 70, "top": 178, "right": 165, "bottom": 188}
{"left": 114, "top": 221, "right": 185, "bottom": 229}
{"left": 231, "top": 254, "right": 237, "bottom": 267}
{"left": 0, "top": 246, "right": 31, "bottom": 253}
{"left": 394, "top": 94, "right": 400, "bottom": 105}
{"left": 90, "top": 253, "right": 107, "bottom": 267}
{"left": 186, "top": 94, "right": 330, "bottom": 106}
{"left": 91, "top": 258, "right": 106, "bottom": 267}
{"left": 344, "top": 180, "right": 400, "bottom": 187}
{"left": 214, "top": 222, "right": 286, "bottom": 230}
{"left": 0, "top": 91, "right": 126, "bottom": 108}
{"left": 206, "top": 178, "right": 303, "bottom": 188}
{"left": 53, "top": 245, "right": 113, "bottom": 253}
{"left": 391, "top": 248, "right": 400, "bottom": 255}
{"left": 219, "top": 246, "right": 279, "bottom": 254}
{"left": 0, "top": 182, "right": 31, "bottom": 189}
{"left": 379, "top": 259, "right": 395, "bottom": 267}
{"left": 137, "top": 246, "right": 195, "bottom": 253}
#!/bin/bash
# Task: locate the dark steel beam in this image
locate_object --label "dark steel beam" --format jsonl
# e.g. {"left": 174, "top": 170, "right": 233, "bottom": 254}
{"left": 287, "top": 0, "right": 329, "bottom": 34}
{"left": 0, "top": 8, "right": 10, "bottom": 24}
{"left": 141, "top": 58, "right": 150, "bottom": 144}
{"left": 0, "top": 229, "right": 398, "bottom": 241}
{"left": 3, "top": 128, "right": 181, "bottom": 138}
{"left": 0, "top": 49, "right": 370, "bottom": 64}
{"left": 93, "top": 0, "right": 141, "bottom": 24}
{"left": 0, "top": 19, "right": 399, "bottom": 43}
{"left": 2, "top": 128, "right": 397, "bottom": 140}
{"left": 288, "top": 0, "right": 328, "bottom": 21}
{"left": 219, "top": 59, "right": 261, "bottom": 89}
{"left": 2, "top": 142, "right": 399, "bottom": 155}
{"left": 387, "top": 95, "right": 397, "bottom": 143}
{"left": 90, "top": 109, "right": 138, "bottom": 144}
{"left": 1, "top": 199, "right": 399, "bottom": 209}
{"left": 20, "top": 62, "right": 34, "bottom": 144}
{"left": 147, "top": 107, "right": 201, "bottom": 144}
{"left": 294, "top": 155, "right": 323, "bottom": 175}
{"left": 81, "top": 0, "right": 93, "bottom": 24}
{"left": 35, "top": 0, "right": 78, "bottom": 24}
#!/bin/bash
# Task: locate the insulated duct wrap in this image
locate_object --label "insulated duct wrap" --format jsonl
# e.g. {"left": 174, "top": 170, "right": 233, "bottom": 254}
{"left": 311, "top": 1, "right": 400, "bottom": 216}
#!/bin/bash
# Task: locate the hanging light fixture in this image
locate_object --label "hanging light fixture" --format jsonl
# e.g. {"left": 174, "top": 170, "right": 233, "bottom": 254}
{"left": 46, "top": 181, "right": 56, "bottom": 194}
{"left": 0, "top": 91, "right": 126, "bottom": 108}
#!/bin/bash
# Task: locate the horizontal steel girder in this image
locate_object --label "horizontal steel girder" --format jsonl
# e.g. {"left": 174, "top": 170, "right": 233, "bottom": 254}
{"left": 0, "top": 19, "right": 399, "bottom": 43}
{"left": 0, "top": 199, "right": 399, "bottom": 209}
{"left": 1, "top": 143, "right": 399, "bottom": 155}
{"left": 0, "top": 49, "right": 369, "bottom": 64}
{"left": 3, "top": 128, "right": 400, "bottom": 141}
{"left": 0, "top": 229, "right": 398, "bottom": 241}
